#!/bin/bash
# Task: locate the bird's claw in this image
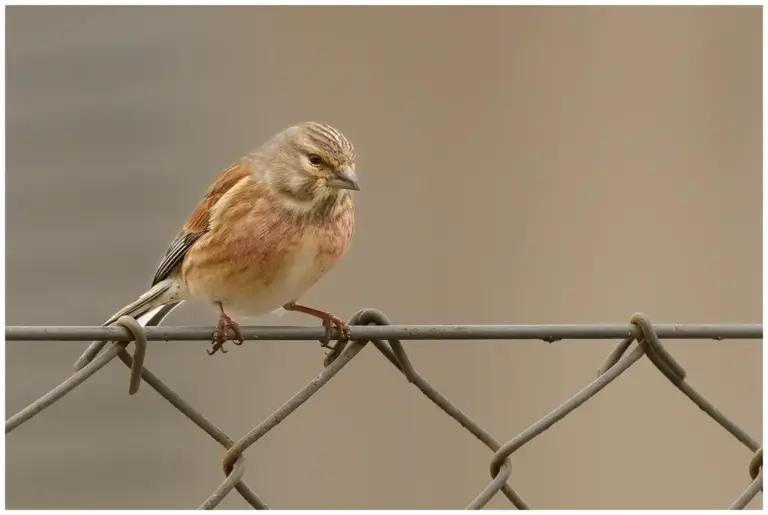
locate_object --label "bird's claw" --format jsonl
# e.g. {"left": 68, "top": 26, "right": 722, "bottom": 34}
{"left": 318, "top": 316, "right": 350, "bottom": 367}
{"left": 318, "top": 315, "right": 350, "bottom": 348}
{"left": 207, "top": 311, "right": 245, "bottom": 356}
{"left": 207, "top": 342, "right": 227, "bottom": 356}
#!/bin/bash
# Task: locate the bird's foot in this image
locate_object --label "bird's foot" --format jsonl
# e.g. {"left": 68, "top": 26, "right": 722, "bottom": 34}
{"left": 320, "top": 314, "right": 352, "bottom": 366}
{"left": 281, "top": 302, "right": 350, "bottom": 362}
{"left": 318, "top": 313, "right": 351, "bottom": 348}
{"left": 207, "top": 310, "right": 245, "bottom": 356}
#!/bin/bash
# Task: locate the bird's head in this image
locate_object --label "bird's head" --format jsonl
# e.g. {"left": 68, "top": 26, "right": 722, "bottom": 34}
{"left": 253, "top": 121, "right": 359, "bottom": 217}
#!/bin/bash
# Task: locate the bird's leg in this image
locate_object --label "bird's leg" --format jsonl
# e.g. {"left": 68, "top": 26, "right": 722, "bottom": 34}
{"left": 207, "top": 302, "right": 245, "bottom": 356}
{"left": 282, "top": 301, "right": 350, "bottom": 348}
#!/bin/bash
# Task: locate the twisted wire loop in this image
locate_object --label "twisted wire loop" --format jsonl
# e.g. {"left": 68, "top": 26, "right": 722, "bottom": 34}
{"left": 115, "top": 316, "right": 148, "bottom": 395}
{"left": 629, "top": 314, "right": 760, "bottom": 451}
{"left": 749, "top": 448, "right": 763, "bottom": 481}
{"left": 5, "top": 311, "right": 762, "bottom": 509}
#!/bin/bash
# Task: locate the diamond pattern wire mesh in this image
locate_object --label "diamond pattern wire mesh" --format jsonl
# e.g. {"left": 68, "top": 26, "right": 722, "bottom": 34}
{"left": 5, "top": 309, "right": 763, "bottom": 509}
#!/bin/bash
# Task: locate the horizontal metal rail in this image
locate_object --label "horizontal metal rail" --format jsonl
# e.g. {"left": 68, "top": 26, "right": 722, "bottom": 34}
{"left": 5, "top": 323, "right": 762, "bottom": 342}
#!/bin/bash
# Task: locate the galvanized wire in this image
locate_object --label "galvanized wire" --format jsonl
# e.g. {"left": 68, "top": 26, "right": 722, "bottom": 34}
{"left": 7, "top": 323, "right": 761, "bottom": 342}
{"left": 5, "top": 310, "right": 762, "bottom": 509}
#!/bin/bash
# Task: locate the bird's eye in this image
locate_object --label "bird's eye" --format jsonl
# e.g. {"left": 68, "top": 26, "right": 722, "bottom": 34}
{"left": 308, "top": 154, "right": 323, "bottom": 166}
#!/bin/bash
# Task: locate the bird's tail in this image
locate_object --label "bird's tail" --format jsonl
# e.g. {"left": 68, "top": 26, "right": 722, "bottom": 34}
{"left": 72, "top": 280, "right": 182, "bottom": 371}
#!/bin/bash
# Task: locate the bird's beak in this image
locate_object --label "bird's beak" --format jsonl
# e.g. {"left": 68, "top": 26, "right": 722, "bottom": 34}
{"left": 330, "top": 165, "right": 361, "bottom": 191}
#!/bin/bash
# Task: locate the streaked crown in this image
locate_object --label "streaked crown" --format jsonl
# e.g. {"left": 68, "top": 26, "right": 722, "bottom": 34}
{"left": 295, "top": 121, "right": 356, "bottom": 165}
{"left": 251, "top": 121, "right": 359, "bottom": 219}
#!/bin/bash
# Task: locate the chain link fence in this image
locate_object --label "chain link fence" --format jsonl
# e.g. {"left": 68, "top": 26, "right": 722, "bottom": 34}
{"left": 5, "top": 309, "right": 763, "bottom": 509}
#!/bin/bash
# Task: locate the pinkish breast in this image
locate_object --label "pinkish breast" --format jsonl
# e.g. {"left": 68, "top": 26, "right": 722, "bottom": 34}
{"left": 318, "top": 207, "right": 355, "bottom": 262}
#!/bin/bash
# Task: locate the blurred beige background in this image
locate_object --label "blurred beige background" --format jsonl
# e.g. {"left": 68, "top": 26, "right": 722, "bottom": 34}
{"left": 5, "top": 5, "right": 762, "bottom": 510}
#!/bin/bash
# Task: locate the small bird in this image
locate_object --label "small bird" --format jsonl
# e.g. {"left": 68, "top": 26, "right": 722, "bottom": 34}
{"left": 74, "top": 121, "right": 359, "bottom": 370}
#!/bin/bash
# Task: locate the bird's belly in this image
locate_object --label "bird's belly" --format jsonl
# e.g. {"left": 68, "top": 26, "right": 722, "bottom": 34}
{"left": 225, "top": 244, "right": 327, "bottom": 318}
{"left": 185, "top": 233, "right": 331, "bottom": 320}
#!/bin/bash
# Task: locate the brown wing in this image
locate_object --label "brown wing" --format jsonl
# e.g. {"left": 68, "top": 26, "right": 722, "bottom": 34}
{"left": 151, "top": 161, "right": 252, "bottom": 286}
